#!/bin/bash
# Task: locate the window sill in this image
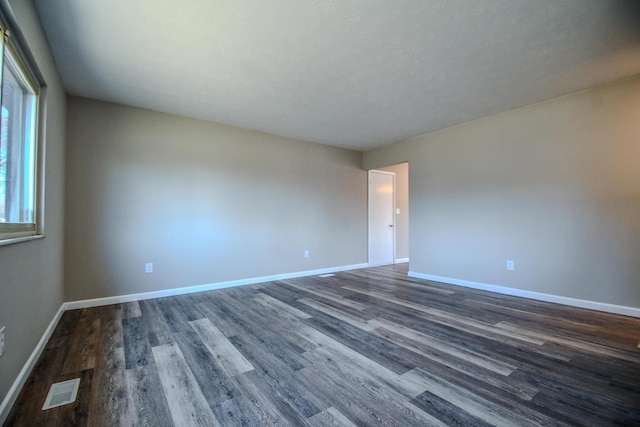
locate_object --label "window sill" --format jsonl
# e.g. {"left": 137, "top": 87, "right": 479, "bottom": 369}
{"left": 0, "top": 234, "right": 44, "bottom": 247}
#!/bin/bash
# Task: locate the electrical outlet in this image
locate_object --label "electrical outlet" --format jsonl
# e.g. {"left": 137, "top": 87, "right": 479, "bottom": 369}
{"left": 304, "top": 250, "right": 309, "bottom": 259}
{"left": 0, "top": 326, "right": 6, "bottom": 357}
{"left": 145, "top": 262, "right": 153, "bottom": 273}
{"left": 506, "top": 260, "right": 515, "bottom": 271}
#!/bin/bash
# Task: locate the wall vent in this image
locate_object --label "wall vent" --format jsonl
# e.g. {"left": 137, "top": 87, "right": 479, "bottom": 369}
{"left": 42, "top": 378, "right": 81, "bottom": 410}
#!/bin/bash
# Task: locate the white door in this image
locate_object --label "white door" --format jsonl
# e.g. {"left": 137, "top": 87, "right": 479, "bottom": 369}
{"left": 369, "top": 170, "right": 395, "bottom": 266}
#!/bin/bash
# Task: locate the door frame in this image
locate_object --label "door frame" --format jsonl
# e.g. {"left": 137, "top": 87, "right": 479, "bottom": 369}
{"left": 368, "top": 170, "right": 396, "bottom": 266}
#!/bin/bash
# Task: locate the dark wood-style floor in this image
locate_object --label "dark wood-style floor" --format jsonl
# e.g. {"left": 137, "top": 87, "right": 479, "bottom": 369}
{"left": 5, "top": 264, "right": 640, "bottom": 426}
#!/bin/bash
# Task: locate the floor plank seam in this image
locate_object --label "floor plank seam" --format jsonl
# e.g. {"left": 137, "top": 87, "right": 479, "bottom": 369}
{"left": 5, "top": 264, "right": 640, "bottom": 426}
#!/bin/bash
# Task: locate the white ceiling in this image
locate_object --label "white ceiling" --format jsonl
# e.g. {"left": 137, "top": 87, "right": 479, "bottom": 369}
{"left": 34, "top": 0, "right": 640, "bottom": 151}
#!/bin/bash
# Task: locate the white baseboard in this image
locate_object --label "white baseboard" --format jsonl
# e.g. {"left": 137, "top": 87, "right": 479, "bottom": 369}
{"left": 395, "top": 258, "right": 409, "bottom": 263}
{"left": 408, "top": 271, "right": 640, "bottom": 318}
{"left": 64, "top": 262, "right": 370, "bottom": 310}
{"left": 0, "top": 305, "right": 65, "bottom": 425}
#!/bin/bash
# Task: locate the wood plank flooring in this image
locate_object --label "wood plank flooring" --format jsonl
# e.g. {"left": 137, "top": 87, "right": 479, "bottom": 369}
{"left": 5, "top": 264, "right": 640, "bottom": 426}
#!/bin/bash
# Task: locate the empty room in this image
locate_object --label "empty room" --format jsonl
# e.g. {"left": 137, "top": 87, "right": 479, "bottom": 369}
{"left": 1, "top": 0, "right": 640, "bottom": 425}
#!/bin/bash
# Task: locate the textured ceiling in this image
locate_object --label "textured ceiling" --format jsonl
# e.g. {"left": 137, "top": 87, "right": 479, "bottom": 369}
{"left": 34, "top": 0, "right": 640, "bottom": 150}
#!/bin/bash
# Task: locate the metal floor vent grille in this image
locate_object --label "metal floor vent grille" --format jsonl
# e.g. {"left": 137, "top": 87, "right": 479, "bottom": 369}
{"left": 42, "top": 378, "right": 81, "bottom": 410}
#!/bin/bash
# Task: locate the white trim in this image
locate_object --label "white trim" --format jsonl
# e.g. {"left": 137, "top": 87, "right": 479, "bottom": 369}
{"left": 63, "top": 263, "right": 370, "bottom": 310}
{"left": 408, "top": 271, "right": 640, "bottom": 318}
{"left": 0, "top": 234, "right": 44, "bottom": 247}
{"left": 395, "top": 258, "right": 409, "bottom": 263}
{"left": 0, "top": 305, "right": 65, "bottom": 425}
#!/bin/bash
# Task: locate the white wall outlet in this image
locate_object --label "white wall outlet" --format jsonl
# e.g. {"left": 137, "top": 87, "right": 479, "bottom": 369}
{"left": 396, "top": 208, "right": 401, "bottom": 215}
{"left": 145, "top": 262, "right": 153, "bottom": 273}
{"left": 304, "top": 250, "right": 309, "bottom": 259}
{"left": 0, "top": 326, "right": 6, "bottom": 357}
{"left": 506, "top": 260, "right": 515, "bottom": 271}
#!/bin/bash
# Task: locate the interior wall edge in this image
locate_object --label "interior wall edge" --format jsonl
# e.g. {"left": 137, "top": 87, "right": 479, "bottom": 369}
{"left": 64, "top": 96, "right": 367, "bottom": 301}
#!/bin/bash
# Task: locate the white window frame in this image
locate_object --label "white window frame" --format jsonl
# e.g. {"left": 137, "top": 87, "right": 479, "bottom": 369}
{"left": 0, "top": 24, "right": 41, "bottom": 243}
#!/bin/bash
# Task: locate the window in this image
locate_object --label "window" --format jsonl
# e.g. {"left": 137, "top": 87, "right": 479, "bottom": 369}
{"left": 0, "top": 27, "right": 39, "bottom": 241}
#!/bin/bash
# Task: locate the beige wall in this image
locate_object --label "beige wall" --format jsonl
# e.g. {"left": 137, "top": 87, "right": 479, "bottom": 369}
{"left": 377, "top": 163, "right": 409, "bottom": 261}
{"left": 0, "top": 0, "right": 67, "bottom": 408}
{"left": 364, "top": 75, "right": 640, "bottom": 308}
{"left": 65, "top": 97, "right": 367, "bottom": 301}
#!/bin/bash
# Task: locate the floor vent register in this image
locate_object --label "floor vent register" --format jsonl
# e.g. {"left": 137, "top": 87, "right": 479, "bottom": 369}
{"left": 42, "top": 378, "right": 81, "bottom": 410}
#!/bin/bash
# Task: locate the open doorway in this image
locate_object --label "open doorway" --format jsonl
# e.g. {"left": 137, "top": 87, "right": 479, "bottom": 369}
{"left": 368, "top": 162, "right": 409, "bottom": 265}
